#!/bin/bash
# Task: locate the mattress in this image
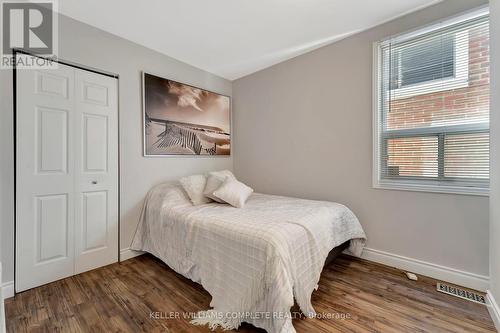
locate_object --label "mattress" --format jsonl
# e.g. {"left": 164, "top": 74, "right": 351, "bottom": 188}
{"left": 131, "top": 181, "right": 366, "bottom": 333}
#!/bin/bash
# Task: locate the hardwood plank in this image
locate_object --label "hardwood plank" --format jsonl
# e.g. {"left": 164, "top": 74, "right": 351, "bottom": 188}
{"left": 5, "top": 254, "right": 497, "bottom": 333}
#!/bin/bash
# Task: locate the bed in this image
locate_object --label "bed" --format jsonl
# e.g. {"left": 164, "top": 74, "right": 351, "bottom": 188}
{"left": 131, "top": 181, "right": 366, "bottom": 333}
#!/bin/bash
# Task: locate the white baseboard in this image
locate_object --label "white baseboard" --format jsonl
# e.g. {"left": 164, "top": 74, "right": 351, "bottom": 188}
{"left": 1, "top": 281, "right": 14, "bottom": 300}
{"left": 361, "top": 247, "right": 490, "bottom": 292}
{"left": 120, "top": 247, "right": 144, "bottom": 262}
{"left": 487, "top": 290, "right": 500, "bottom": 332}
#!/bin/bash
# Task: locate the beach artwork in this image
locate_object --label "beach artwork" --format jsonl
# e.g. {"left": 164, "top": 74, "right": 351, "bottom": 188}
{"left": 143, "top": 73, "right": 231, "bottom": 156}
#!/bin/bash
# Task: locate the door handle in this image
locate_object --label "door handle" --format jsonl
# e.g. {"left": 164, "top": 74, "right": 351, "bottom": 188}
{"left": 91, "top": 181, "right": 98, "bottom": 185}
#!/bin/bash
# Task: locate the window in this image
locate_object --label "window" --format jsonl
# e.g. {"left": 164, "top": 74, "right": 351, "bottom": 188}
{"left": 373, "top": 8, "right": 490, "bottom": 195}
{"left": 386, "top": 29, "right": 470, "bottom": 100}
{"left": 389, "top": 34, "right": 456, "bottom": 89}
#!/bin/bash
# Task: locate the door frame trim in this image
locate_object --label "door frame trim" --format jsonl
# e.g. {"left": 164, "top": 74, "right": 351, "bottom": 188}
{"left": 13, "top": 49, "right": 120, "bottom": 294}
{"left": 13, "top": 49, "right": 118, "bottom": 78}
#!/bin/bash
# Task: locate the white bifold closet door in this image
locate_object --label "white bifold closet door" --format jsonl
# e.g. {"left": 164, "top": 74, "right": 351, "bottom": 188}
{"left": 16, "top": 54, "right": 118, "bottom": 292}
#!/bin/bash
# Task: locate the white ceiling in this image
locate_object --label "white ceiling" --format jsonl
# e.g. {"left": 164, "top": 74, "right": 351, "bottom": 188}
{"left": 58, "top": 0, "right": 442, "bottom": 80}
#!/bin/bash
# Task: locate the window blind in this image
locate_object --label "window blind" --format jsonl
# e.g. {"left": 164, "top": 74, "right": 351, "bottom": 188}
{"left": 376, "top": 9, "right": 490, "bottom": 190}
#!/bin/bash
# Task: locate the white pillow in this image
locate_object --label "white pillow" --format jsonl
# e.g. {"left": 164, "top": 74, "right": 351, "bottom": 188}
{"left": 203, "top": 170, "right": 236, "bottom": 203}
{"left": 213, "top": 178, "right": 253, "bottom": 208}
{"left": 179, "top": 174, "right": 212, "bottom": 205}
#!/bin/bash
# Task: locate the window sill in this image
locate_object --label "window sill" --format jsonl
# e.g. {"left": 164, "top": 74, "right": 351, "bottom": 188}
{"left": 373, "top": 180, "right": 489, "bottom": 196}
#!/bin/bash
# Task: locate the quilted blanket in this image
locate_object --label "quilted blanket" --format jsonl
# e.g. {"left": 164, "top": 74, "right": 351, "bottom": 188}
{"left": 131, "top": 182, "right": 366, "bottom": 333}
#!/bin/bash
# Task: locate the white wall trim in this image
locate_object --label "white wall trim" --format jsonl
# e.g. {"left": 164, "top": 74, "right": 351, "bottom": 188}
{"left": 487, "top": 291, "right": 500, "bottom": 332}
{"left": 361, "top": 247, "right": 490, "bottom": 291}
{"left": 120, "top": 248, "right": 144, "bottom": 262}
{"left": 1, "top": 281, "right": 14, "bottom": 300}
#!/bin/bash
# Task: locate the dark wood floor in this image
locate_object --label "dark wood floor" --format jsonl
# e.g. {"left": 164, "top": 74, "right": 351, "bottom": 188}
{"left": 5, "top": 254, "right": 496, "bottom": 333}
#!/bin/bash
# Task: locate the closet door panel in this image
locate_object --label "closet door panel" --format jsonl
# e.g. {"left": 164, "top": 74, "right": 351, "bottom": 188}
{"left": 74, "top": 69, "right": 118, "bottom": 274}
{"left": 16, "top": 55, "right": 76, "bottom": 292}
{"left": 81, "top": 191, "right": 108, "bottom": 252}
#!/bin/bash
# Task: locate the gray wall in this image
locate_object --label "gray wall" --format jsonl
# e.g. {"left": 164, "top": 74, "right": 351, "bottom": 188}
{"left": 232, "top": 0, "right": 490, "bottom": 277}
{"left": 490, "top": 0, "right": 500, "bottom": 304}
{"left": 0, "top": 14, "right": 232, "bottom": 283}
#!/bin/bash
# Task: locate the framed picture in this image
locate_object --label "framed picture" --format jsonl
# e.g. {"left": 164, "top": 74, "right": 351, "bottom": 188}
{"left": 142, "top": 72, "right": 231, "bottom": 156}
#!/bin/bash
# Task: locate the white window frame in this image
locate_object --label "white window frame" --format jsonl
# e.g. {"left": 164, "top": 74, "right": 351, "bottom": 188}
{"left": 372, "top": 6, "right": 490, "bottom": 196}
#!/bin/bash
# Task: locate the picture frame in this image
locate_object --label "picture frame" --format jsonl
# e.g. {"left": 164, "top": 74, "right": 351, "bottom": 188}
{"left": 142, "top": 72, "right": 231, "bottom": 157}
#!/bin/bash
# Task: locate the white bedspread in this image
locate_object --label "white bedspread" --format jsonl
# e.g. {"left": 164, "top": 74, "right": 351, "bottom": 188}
{"left": 131, "top": 182, "right": 366, "bottom": 333}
